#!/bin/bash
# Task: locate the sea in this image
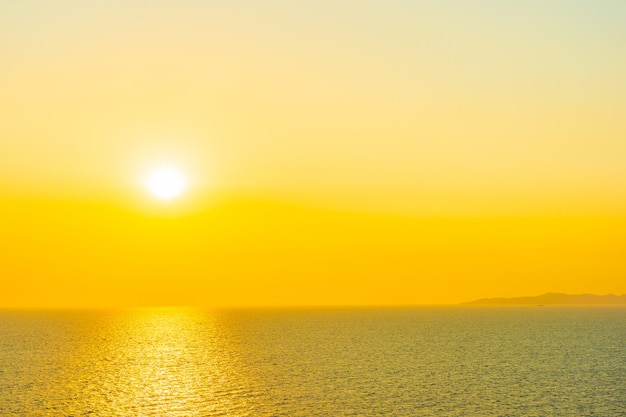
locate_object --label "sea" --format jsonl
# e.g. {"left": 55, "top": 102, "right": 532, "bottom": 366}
{"left": 1, "top": 307, "right": 624, "bottom": 416}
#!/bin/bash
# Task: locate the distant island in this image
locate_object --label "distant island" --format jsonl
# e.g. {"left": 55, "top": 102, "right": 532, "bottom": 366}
{"left": 462, "top": 292, "right": 626, "bottom": 306}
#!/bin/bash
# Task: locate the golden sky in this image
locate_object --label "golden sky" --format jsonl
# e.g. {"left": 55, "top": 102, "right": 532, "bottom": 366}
{"left": 1, "top": 1, "right": 625, "bottom": 307}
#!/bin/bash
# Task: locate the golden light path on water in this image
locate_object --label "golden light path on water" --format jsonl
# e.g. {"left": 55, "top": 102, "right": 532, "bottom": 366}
{"left": 67, "top": 308, "right": 256, "bottom": 417}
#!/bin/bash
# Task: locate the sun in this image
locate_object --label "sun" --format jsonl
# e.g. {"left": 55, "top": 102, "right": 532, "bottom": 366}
{"left": 145, "top": 167, "right": 187, "bottom": 200}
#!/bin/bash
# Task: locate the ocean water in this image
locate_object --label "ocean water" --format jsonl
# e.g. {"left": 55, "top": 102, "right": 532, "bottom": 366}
{"left": 0, "top": 307, "right": 624, "bottom": 416}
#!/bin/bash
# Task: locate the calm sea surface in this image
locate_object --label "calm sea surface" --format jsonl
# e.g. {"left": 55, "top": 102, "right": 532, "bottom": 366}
{"left": 1, "top": 307, "right": 624, "bottom": 416}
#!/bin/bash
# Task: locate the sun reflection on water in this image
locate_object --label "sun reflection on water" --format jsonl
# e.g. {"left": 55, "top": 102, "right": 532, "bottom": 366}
{"left": 76, "top": 308, "right": 252, "bottom": 417}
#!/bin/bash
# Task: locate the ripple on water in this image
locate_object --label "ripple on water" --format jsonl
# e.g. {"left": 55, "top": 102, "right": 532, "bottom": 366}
{"left": 0, "top": 307, "right": 624, "bottom": 416}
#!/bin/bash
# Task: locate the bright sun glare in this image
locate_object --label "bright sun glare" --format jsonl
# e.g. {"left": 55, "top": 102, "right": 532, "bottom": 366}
{"left": 146, "top": 167, "right": 187, "bottom": 200}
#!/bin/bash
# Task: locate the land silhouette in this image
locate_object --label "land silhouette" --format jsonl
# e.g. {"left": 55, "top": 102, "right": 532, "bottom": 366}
{"left": 463, "top": 292, "right": 626, "bottom": 305}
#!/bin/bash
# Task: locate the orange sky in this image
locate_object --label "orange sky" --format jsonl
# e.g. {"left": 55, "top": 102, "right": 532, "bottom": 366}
{"left": 2, "top": 195, "right": 625, "bottom": 308}
{"left": 1, "top": 1, "right": 625, "bottom": 307}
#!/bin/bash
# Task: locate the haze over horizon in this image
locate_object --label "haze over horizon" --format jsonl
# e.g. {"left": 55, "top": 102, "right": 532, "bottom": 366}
{"left": 463, "top": 292, "right": 626, "bottom": 306}
{"left": 2, "top": 0, "right": 626, "bottom": 308}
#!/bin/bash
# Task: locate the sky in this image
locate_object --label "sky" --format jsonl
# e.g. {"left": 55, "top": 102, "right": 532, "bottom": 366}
{"left": 1, "top": 0, "right": 625, "bottom": 308}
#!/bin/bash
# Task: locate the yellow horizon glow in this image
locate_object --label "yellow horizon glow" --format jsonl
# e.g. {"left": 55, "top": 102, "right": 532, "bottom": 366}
{"left": 1, "top": 195, "right": 625, "bottom": 309}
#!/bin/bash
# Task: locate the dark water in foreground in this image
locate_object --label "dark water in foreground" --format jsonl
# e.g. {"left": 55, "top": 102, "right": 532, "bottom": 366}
{"left": 0, "top": 307, "right": 624, "bottom": 416}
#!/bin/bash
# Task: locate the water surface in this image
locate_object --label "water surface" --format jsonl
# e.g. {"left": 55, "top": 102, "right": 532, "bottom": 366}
{"left": 1, "top": 307, "right": 624, "bottom": 416}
